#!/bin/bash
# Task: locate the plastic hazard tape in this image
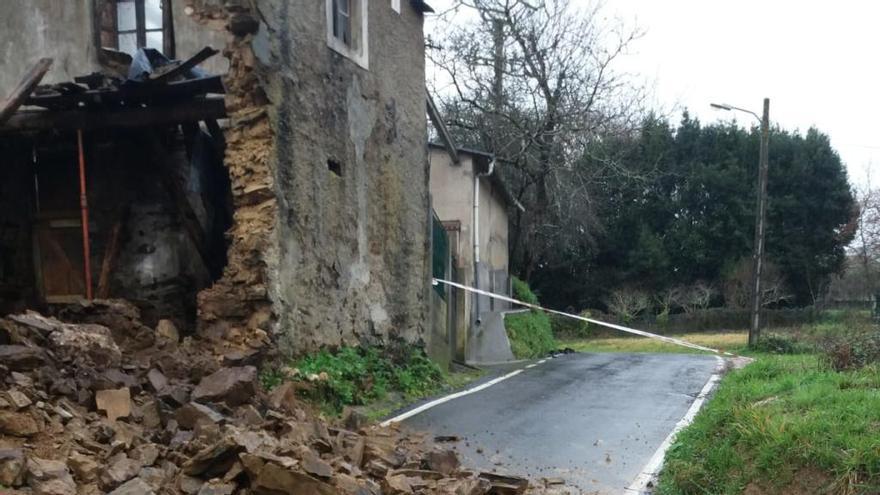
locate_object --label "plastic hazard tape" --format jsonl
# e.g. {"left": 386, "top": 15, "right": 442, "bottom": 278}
{"left": 433, "top": 278, "right": 736, "bottom": 357}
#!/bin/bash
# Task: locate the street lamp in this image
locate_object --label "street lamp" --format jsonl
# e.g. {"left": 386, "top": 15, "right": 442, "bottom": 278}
{"left": 711, "top": 98, "right": 770, "bottom": 348}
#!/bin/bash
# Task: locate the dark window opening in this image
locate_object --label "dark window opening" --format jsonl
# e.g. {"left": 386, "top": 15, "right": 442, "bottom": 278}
{"left": 97, "top": 0, "right": 175, "bottom": 57}
{"left": 327, "top": 159, "right": 343, "bottom": 177}
{"left": 332, "top": 0, "right": 352, "bottom": 47}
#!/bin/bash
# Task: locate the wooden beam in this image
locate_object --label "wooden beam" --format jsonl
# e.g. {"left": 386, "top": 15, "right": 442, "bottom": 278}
{"left": 96, "top": 215, "right": 126, "bottom": 299}
{"left": 25, "top": 75, "right": 225, "bottom": 109}
{"left": 0, "top": 58, "right": 53, "bottom": 125}
{"left": 0, "top": 97, "right": 227, "bottom": 133}
{"left": 426, "top": 91, "right": 460, "bottom": 164}
{"left": 150, "top": 47, "right": 220, "bottom": 82}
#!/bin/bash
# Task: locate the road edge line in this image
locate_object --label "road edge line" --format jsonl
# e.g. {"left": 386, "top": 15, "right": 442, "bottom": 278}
{"left": 379, "top": 367, "right": 526, "bottom": 427}
{"left": 623, "top": 355, "right": 725, "bottom": 494}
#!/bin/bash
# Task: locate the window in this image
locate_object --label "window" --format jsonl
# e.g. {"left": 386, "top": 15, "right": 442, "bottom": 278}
{"left": 98, "top": 0, "right": 174, "bottom": 57}
{"left": 333, "top": 0, "right": 352, "bottom": 46}
{"left": 326, "top": 0, "right": 369, "bottom": 69}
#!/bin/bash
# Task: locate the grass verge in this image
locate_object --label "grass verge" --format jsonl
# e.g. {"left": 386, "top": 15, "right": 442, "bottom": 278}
{"left": 504, "top": 277, "right": 558, "bottom": 359}
{"left": 657, "top": 353, "right": 880, "bottom": 494}
{"left": 561, "top": 332, "right": 749, "bottom": 355}
{"left": 260, "top": 346, "right": 482, "bottom": 417}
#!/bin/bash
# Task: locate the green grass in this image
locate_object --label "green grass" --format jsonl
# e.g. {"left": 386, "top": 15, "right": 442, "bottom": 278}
{"left": 260, "top": 346, "right": 482, "bottom": 416}
{"left": 505, "top": 277, "right": 558, "bottom": 358}
{"left": 657, "top": 353, "right": 880, "bottom": 494}
{"left": 505, "top": 310, "right": 558, "bottom": 359}
{"left": 562, "top": 332, "right": 749, "bottom": 355}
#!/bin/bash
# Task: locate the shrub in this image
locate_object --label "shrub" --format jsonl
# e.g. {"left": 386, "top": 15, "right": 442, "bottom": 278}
{"left": 820, "top": 331, "right": 880, "bottom": 371}
{"left": 753, "top": 333, "right": 810, "bottom": 354}
{"left": 512, "top": 276, "right": 539, "bottom": 305}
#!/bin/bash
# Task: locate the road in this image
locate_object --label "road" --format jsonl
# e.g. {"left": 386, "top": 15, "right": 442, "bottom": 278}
{"left": 402, "top": 352, "right": 720, "bottom": 494}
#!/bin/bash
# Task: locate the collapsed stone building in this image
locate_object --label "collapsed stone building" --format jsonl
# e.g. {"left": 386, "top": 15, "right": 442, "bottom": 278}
{"left": 0, "top": 0, "right": 439, "bottom": 358}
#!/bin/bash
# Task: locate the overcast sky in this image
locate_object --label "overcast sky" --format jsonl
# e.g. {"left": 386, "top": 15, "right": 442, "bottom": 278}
{"left": 425, "top": 0, "right": 880, "bottom": 187}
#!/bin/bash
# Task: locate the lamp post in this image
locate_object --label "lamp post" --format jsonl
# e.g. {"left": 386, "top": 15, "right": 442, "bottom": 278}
{"left": 711, "top": 99, "right": 770, "bottom": 348}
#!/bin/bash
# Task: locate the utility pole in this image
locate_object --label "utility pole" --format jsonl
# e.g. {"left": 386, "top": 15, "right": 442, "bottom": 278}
{"left": 710, "top": 98, "right": 770, "bottom": 347}
{"left": 749, "top": 98, "right": 770, "bottom": 347}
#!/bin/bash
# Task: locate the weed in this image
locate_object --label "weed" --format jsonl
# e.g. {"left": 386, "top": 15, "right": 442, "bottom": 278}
{"left": 291, "top": 346, "right": 445, "bottom": 414}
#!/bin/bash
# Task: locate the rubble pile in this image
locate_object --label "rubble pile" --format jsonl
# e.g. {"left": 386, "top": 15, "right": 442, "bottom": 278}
{"left": 0, "top": 303, "right": 562, "bottom": 494}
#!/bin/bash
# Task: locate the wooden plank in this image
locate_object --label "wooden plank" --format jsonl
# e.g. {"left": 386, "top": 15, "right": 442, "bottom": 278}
{"left": 426, "top": 91, "right": 460, "bottom": 164}
{"left": 0, "top": 97, "right": 227, "bottom": 133}
{"left": 150, "top": 47, "right": 220, "bottom": 82}
{"left": 0, "top": 58, "right": 53, "bottom": 125}
{"left": 96, "top": 216, "right": 125, "bottom": 299}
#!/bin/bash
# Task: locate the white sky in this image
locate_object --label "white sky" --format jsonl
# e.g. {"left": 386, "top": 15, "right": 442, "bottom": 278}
{"left": 425, "top": 0, "right": 880, "bottom": 187}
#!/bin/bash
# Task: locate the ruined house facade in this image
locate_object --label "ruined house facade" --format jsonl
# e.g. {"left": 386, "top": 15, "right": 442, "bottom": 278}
{"left": 0, "top": 0, "right": 435, "bottom": 357}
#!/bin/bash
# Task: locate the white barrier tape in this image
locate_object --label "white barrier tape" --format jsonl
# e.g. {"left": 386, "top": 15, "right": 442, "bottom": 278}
{"left": 433, "top": 278, "right": 736, "bottom": 357}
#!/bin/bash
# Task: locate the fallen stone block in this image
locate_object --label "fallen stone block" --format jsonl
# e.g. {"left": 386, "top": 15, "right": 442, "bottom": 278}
{"left": 107, "top": 476, "right": 156, "bottom": 495}
{"left": 0, "top": 345, "right": 46, "bottom": 371}
{"left": 0, "top": 448, "right": 25, "bottom": 487}
{"left": 0, "top": 409, "right": 40, "bottom": 437}
{"left": 26, "top": 456, "right": 76, "bottom": 495}
{"left": 95, "top": 388, "right": 132, "bottom": 422}
{"left": 192, "top": 366, "right": 257, "bottom": 406}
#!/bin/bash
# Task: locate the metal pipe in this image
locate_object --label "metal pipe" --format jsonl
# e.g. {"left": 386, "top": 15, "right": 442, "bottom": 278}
{"left": 472, "top": 159, "right": 495, "bottom": 326}
{"left": 77, "top": 129, "right": 93, "bottom": 300}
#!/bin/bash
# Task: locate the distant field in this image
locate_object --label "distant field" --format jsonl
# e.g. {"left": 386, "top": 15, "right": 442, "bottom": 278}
{"left": 561, "top": 331, "right": 749, "bottom": 355}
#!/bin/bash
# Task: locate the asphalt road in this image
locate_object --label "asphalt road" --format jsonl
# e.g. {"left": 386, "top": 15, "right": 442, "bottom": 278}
{"left": 402, "top": 353, "right": 719, "bottom": 494}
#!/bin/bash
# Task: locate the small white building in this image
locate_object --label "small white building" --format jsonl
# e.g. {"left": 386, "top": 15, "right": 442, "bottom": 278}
{"left": 429, "top": 143, "right": 523, "bottom": 362}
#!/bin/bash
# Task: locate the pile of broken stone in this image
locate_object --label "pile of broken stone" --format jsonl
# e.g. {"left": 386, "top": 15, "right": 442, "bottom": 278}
{"left": 0, "top": 300, "right": 564, "bottom": 494}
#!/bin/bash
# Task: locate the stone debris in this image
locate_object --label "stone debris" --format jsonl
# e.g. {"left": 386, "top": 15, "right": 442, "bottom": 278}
{"left": 0, "top": 304, "right": 561, "bottom": 494}
{"left": 95, "top": 388, "right": 132, "bottom": 422}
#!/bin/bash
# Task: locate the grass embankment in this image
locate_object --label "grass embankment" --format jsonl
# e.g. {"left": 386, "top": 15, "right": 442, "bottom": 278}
{"left": 653, "top": 315, "right": 880, "bottom": 494}
{"left": 658, "top": 354, "right": 880, "bottom": 494}
{"left": 504, "top": 277, "right": 557, "bottom": 359}
{"left": 260, "top": 346, "right": 481, "bottom": 420}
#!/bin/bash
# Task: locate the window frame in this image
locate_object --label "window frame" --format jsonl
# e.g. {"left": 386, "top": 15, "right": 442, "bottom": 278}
{"left": 326, "top": 0, "right": 369, "bottom": 69}
{"left": 96, "top": 0, "right": 175, "bottom": 58}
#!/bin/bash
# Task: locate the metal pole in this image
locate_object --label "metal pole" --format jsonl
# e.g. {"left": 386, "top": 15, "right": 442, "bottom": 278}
{"left": 77, "top": 129, "right": 93, "bottom": 300}
{"left": 749, "top": 98, "right": 770, "bottom": 347}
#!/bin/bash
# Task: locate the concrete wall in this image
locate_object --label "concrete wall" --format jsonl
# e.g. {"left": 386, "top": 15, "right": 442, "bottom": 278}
{"left": 248, "top": 0, "right": 431, "bottom": 352}
{"left": 0, "top": 1, "right": 98, "bottom": 97}
{"left": 0, "top": 0, "right": 227, "bottom": 100}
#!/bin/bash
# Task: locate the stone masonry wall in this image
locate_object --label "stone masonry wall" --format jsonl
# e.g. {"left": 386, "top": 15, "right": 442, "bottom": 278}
{"left": 187, "top": 0, "right": 431, "bottom": 355}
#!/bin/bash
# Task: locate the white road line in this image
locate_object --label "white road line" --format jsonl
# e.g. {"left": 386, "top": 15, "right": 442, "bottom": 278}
{"left": 380, "top": 368, "right": 526, "bottom": 427}
{"left": 623, "top": 356, "right": 726, "bottom": 494}
{"left": 525, "top": 364, "right": 537, "bottom": 368}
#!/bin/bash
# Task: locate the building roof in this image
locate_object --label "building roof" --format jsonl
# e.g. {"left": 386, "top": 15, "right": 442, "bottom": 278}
{"left": 428, "top": 142, "right": 525, "bottom": 212}
{"left": 411, "top": 0, "right": 434, "bottom": 13}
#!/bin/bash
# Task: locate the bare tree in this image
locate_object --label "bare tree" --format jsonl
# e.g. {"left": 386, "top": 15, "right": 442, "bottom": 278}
{"left": 655, "top": 286, "right": 687, "bottom": 315}
{"left": 604, "top": 287, "right": 650, "bottom": 322}
{"left": 682, "top": 282, "right": 716, "bottom": 314}
{"left": 429, "top": 0, "right": 647, "bottom": 278}
{"left": 722, "top": 258, "right": 791, "bottom": 309}
{"left": 849, "top": 176, "right": 880, "bottom": 300}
